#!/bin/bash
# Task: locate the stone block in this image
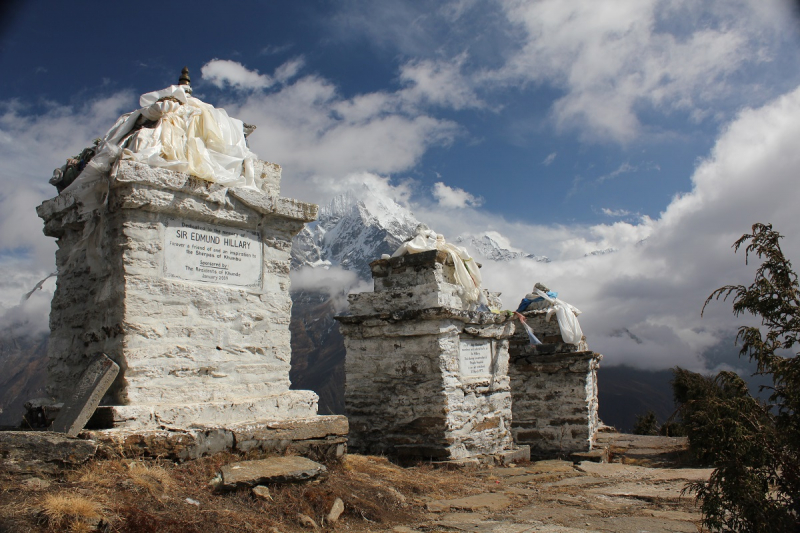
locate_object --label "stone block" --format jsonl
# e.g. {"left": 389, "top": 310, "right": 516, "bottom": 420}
{"left": 212, "top": 456, "right": 327, "bottom": 491}
{"left": 51, "top": 353, "right": 119, "bottom": 437}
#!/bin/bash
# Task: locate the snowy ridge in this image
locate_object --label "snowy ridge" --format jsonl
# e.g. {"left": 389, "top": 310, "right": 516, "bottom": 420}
{"left": 455, "top": 232, "right": 548, "bottom": 263}
{"left": 292, "top": 189, "right": 419, "bottom": 280}
{"left": 291, "top": 190, "right": 545, "bottom": 281}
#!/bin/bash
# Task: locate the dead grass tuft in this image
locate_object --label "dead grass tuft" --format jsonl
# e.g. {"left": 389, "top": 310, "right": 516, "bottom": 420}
{"left": 40, "top": 492, "right": 103, "bottom": 531}
{"left": 126, "top": 461, "right": 175, "bottom": 498}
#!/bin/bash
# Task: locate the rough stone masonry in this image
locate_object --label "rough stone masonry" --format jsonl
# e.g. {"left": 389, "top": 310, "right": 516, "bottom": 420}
{"left": 336, "top": 250, "right": 529, "bottom": 463}
{"left": 508, "top": 309, "right": 602, "bottom": 458}
{"left": 37, "top": 161, "right": 317, "bottom": 428}
{"left": 37, "top": 159, "right": 326, "bottom": 430}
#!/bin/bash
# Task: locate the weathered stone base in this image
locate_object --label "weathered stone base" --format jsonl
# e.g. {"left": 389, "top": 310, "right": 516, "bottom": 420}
{"left": 429, "top": 445, "right": 531, "bottom": 468}
{"left": 509, "top": 351, "right": 602, "bottom": 459}
{"left": 83, "top": 415, "right": 348, "bottom": 462}
{"left": 107, "top": 390, "right": 319, "bottom": 430}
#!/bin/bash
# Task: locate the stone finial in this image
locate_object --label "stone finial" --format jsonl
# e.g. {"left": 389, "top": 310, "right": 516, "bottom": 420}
{"left": 179, "top": 66, "right": 192, "bottom": 95}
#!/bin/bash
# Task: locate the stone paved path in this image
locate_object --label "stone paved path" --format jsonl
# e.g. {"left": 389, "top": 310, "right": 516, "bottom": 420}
{"left": 389, "top": 435, "right": 711, "bottom": 533}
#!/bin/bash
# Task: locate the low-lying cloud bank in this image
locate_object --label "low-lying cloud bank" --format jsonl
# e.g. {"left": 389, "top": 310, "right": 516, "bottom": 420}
{"left": 417, "top": 87, "right": 800, "bottom": 373}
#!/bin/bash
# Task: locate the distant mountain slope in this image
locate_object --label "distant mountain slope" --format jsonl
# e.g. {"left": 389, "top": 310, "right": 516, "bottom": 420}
{"left": 455, "top": 233, "right": 549, "bottom": 263}
{"left": 0, "top": 332, "right": 48, "bottom": 427}
{"left": 292, "top": 190, "right": 419, "bottom": 279}
{"left": 597, "top": 366, "right": 677, "bottom": 432}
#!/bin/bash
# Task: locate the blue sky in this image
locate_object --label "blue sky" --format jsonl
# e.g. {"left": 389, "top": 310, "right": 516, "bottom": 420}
{"left": 2, "top": 0, "right": 800, "bottom": 371}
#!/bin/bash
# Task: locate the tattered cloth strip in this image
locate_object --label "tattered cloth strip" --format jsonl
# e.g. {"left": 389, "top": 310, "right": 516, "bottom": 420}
{"left": 513, "top": 311, "right": 542, "bottom": 346}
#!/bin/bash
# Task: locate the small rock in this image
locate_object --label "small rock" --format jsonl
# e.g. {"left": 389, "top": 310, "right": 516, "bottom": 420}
{"left": 21, "top": 477, "right": 51, "bottom": 491}
{"left": 326, "top": 497, "right": 344, "bottom": 524}
{"left": 252, "top": 485, "right": 272, "bottom": 501}
{"left": 214, "top": 457, "right": 327, "bottom": 491}
{"left": 386, "top": 487, "right": 407, "bottom": 505}
{"left": 185, "top": 498, "right": 200, "bottom": 506}
{"left": 297, "top": 513, "right": 318, "bottom": 530}
{"left": 392, "top": 527, "right": 415, "bottom": 533}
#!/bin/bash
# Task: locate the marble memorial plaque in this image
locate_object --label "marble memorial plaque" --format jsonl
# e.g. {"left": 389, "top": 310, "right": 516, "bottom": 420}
{"left": 458, "top": 338, "right": 493, "bottom": 376}
{"left": 164, "top": 219, "right": 262, "bottom": 288}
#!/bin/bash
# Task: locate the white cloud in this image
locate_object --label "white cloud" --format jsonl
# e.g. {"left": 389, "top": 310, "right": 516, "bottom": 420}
{"left": 210, "top": 68, "right": 460, "bottom": 203}
{"left": 290, "top": 265, "right": 371, "bottom": 312}
{"left": 542, "top": 152, "right": 556, "bottom": 166}
{"left": 432, "top": 182, "right": 483, "bottom": 209}
{"left": 201, "top": 59, "right": 274, "bottom": 90}
{"left": 416, "top": 84, "right": 800, "bottom": 373}
{"left": 601, "top": 208, "right": 633, "bottom": 217}
{"left": 483, "top": 0, "right": 798, "bottom": 142}
{"left": 325, "top": 0, "right": 800, "bottom": 144}
{"left": 274, "top": 57, "right": 305, "bottom": 85}
{"left": 398, "top": 55, "right": 485, "bottom": 110}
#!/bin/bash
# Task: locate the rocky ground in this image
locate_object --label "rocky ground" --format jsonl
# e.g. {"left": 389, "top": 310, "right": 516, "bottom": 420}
{"left": 0, "top": 432, "right": 709, "bottom": 533}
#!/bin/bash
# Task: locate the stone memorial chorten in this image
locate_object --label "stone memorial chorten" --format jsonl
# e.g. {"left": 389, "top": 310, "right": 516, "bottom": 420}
{"left": 336, "top": 227, "right": 529, "bottom": 464}
{"left": 36, "top": 70, "right": 346, "bottom": 452}
{"left": 508, "top": 287, "right": 602, "bottom": 458}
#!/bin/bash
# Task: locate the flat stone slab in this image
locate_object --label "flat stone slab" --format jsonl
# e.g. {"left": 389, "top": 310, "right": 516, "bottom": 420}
{"left": 588, "top": 480, "right": 693, "bottom": 501}
{"left": 51, "top": 353, "right": 119, "bottom": 437}
{"left": 526, "top": 460, "right": 577, "bottom": 474}
{"left": 426, "top": 493, "right": 512, "bottom": 513}
{"left": 213, "top": 456, "right": 327, "bottom": 491}
{"left": 84, "top": 415, "right": 348, "bottom": 461}
{"left": 0, "top": 431, "right": 97, "bottom": 473}
{"left": 576, "top": 461, "right": 712, "bottom": 482}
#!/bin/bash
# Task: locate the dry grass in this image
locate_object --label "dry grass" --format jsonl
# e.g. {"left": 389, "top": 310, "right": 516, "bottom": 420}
{"left": 0, "top": 452, "right": 495, "bottom": 533}
{"left": 40, "top": 492, "right": 104, "bottom": 532}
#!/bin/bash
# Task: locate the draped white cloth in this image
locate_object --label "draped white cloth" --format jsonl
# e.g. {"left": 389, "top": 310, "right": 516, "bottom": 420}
{"left": 391, "top": 226, "right": 488, "bottom": 306}
{"left": 63, "top": 85, "right": 261, "bottom": 205}
{"left": 533, "top": 289, "right": 584, "bottom": 345}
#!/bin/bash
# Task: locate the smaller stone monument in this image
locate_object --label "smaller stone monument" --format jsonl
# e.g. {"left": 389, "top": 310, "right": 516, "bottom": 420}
{"left": 336, "top": 241, "right": 529, "bottom": 464}
{"left": 509, "top": 286, "right": 602, "bottom": 458}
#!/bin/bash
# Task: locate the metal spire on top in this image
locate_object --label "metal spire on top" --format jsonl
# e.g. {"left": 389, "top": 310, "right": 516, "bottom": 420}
{"left": 178, "top": 66, "right": 192, "bottom": 95}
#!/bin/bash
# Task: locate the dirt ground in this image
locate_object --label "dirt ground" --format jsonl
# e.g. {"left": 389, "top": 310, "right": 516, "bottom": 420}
{"left": 0, "top": 436, "right": 711, "bottom": 533}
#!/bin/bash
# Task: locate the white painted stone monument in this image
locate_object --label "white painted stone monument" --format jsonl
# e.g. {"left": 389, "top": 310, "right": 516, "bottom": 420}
{"left": 36, "top": 73, "right": 340, "bottom": 442}
{"left": 336, "top": 249, "right": 528, "bottom": 463}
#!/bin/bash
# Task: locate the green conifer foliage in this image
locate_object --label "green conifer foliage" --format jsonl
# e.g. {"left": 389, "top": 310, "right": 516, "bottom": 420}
{"left": 680, "top": 223, "right": 800, "bottom": 532}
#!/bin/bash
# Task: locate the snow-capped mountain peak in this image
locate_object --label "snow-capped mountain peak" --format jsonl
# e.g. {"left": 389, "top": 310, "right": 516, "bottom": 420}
{"left": 292, "top": 189, "right": 419, "bottom": 280}
{"left": 455, "top": 232, "right": 549, "bottom": 263}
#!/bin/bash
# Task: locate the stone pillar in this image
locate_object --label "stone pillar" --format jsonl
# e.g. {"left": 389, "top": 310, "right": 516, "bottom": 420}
{"left": 37, "top": 160, "right": 321, "bottom": 430}
{"left": 336, "top": 250, "right": 528, "bottom": 464}
{"left": 508, "top": 310, "right": 602, "bottom": 458}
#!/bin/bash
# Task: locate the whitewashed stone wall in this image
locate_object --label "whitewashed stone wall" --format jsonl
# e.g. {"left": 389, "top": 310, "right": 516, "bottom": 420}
{"left": 38, "top": 160, "right": 320, "bottom": 429}
{"left": 508, "top": 310, "right": 602, "bottom": 457}
{"left": 337, "top": 251, "right": 520, "bottom": 462}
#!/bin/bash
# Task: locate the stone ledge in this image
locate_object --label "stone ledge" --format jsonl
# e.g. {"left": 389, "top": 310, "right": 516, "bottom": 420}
{"left": 430, "top": 445, "right": 531, "bottom": 467}
{"left": 0, "top": 431, "right": 98, "bottom": 474}
{"left": 83, "top": 415, "right": 348, "bottom": 462}
{"left": 336, "top": 306, "right": 514, "bottom": 326}
{"left": 510, "top": 350, "right": 603, "bottom": 366}
{"left": 106, "top": 391, "right": 320, "bottom": 431}
{"left": 37, "top": 160, "right": 317, "bottom": 226}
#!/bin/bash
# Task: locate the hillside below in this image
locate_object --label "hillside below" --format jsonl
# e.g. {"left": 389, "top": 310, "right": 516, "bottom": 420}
{"left": 0, "top": 432, "right": 708, "bottom": 532}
